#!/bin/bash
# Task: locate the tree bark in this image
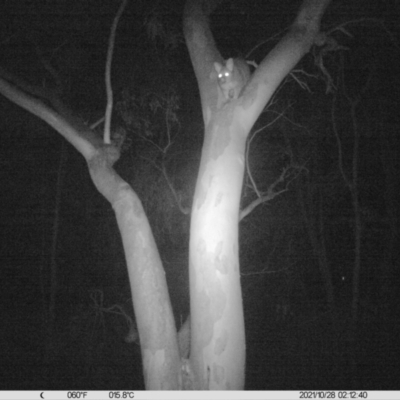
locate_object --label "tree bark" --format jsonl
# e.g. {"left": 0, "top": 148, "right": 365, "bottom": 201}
{"left": 184, "top": 0, "right": 331, "bottom": 389}
{"left": 0, "top": 76, "right": 181, "bottom": 389}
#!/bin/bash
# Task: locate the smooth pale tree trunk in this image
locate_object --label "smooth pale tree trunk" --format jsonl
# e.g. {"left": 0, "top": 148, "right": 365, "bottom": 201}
{"left": 188, "top": 113, "right": 248, "bottom": 389}
{"left": 184, "top": 0, "right": 331, "bottom": 389}
{"left": 0, "top": 76, "right": 181, "bottom": 389}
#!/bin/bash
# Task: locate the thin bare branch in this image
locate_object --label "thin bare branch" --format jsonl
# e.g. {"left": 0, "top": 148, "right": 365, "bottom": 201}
{"left": 104, "top": 0, "right": 128, "bottom": 144}
{"left": 90, "top": 116, "right": 105, "bottom": 130}
{"left": 245, "top": 110, "right": 286, "bottom": 199}
{"left": 331, "top": 88, "right": 351, "bottom": 190}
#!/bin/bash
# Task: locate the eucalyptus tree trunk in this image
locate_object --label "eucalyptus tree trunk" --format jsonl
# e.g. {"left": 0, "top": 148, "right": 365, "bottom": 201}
{"left": 184, "top": 0, "right": 331, "bottom": 389}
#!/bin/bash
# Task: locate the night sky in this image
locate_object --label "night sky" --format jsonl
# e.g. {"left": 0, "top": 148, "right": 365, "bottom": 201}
{"left": 0, "top": 0, "right": 399, "bottom": 390}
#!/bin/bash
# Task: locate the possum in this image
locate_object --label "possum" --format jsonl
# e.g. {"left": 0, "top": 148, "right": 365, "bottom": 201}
{"left": 214, "top": 58, "right": 250, "bottom": 100}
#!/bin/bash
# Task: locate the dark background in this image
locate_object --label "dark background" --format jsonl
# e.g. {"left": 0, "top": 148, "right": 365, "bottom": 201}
{"left": 0, "top": 0, "right": 399, "bottom": 390}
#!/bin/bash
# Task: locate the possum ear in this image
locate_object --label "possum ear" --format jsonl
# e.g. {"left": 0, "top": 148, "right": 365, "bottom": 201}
{"left": 225, "top": 58, "right": 234, "bottom": 71}
{"left": 214, "top": 62, "right": 223, "bottom": 73}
